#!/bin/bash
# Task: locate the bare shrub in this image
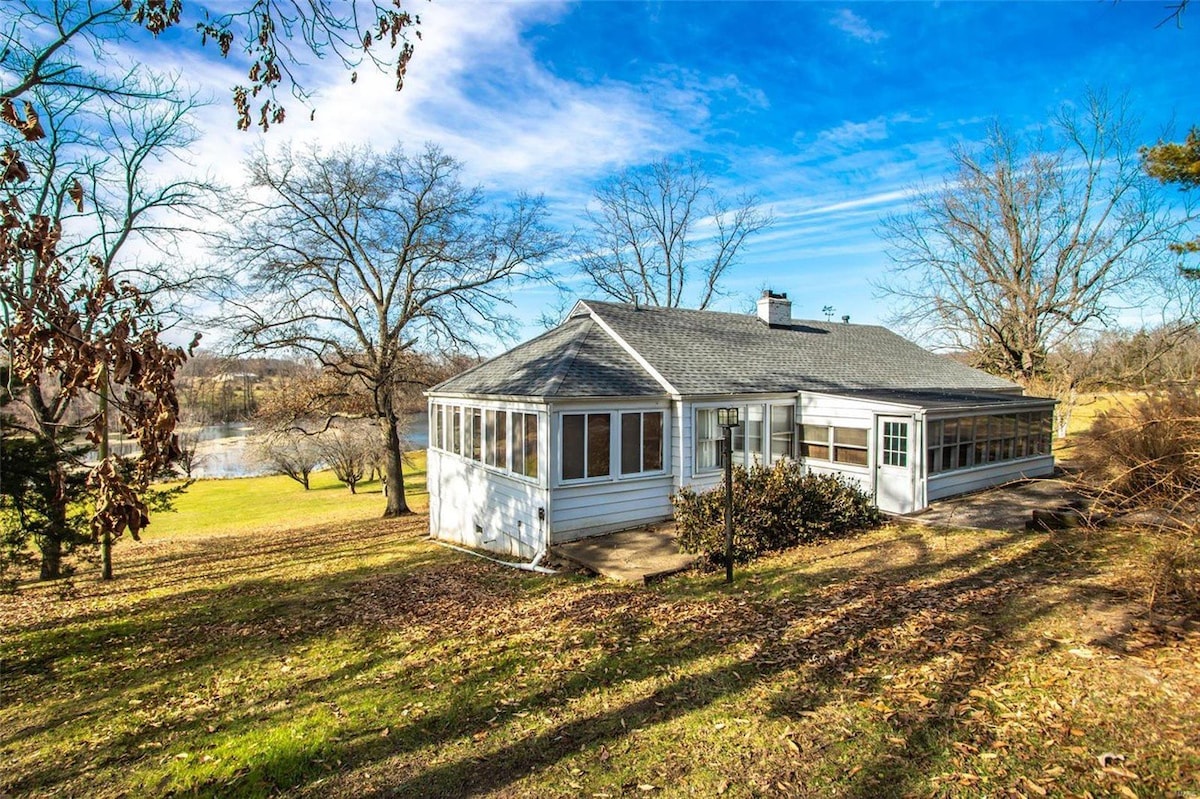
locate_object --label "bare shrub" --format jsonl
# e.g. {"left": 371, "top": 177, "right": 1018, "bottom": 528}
{"left": 1076, "top": 386, "right": 1200, "bottom": 611}
{"left": 1075, "top": 385, "right": 1200, "bottom": 512}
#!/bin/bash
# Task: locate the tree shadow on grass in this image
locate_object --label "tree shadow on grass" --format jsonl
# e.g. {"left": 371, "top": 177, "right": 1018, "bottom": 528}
{"left": 1, "top": 525, "right": 1135, "bottom": 798}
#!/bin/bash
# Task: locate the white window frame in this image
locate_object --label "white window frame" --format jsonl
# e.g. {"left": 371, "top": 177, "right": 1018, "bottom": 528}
{"left": 619, "top": 410, "right": 666, "bottom": 477}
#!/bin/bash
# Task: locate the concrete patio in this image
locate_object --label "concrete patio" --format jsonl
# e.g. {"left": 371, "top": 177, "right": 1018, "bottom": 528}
{"left": 552, "top": 523, "right": 698, "bottom": 583}
{"left": 906, "top": 473, "right": 1087, "bottom": 532}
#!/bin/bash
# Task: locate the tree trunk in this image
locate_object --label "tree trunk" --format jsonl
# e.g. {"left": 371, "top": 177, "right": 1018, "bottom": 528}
{"left": 39, "top": 537, "right": 63, "bottom": 580}
{"left": 380, "top": 410, "right": 409, "bottom": 517}
{"left": 39, "top": 461, "right": 70, "bottom": 580}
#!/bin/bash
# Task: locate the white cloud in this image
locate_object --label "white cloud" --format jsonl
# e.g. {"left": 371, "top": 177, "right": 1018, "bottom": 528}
{"left": 829, "top": 9, "right": 888, "bottom": 44}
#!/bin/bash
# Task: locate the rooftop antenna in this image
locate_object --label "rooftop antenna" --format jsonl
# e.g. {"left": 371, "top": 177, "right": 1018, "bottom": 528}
{"left": 822, "top": 305, "right": 835, "bottom": 322}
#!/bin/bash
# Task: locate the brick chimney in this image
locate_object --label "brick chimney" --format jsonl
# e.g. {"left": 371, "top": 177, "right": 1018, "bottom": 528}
{"left": 756, "top": 290, "right": 791, "bottom": 327}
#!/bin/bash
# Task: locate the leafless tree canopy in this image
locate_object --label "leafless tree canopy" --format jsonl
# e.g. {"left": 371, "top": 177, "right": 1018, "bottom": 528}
{"left": 1, "top": 0, "right": 419, "bottom": 132}
{"left": 576, "top": 158, "right": 772, "bottom": 310}
{"left": 221, "top": 142, "right": 563, "bottom": 516}
{"left": 877, "top": 92, "right": 1196, "bottom": 383}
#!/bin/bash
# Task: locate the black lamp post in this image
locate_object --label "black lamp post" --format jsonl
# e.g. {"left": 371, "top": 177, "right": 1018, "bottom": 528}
{"left": 716, "top": 407, "right": 740, "bottom": 583}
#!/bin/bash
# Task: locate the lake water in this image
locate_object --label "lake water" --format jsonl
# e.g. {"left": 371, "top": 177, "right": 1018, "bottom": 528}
{"left": 113, "top": 412, "right": 429, "bottom": 479}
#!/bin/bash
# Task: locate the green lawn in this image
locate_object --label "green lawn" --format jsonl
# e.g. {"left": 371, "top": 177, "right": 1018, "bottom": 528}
{"left": 2, "top": 487, "right": 1198, "bottom": 797}
{"left": 147, "top": 452, "right": 428, "bottom": 539}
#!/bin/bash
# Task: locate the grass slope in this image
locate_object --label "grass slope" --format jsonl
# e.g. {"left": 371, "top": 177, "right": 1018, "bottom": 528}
{"left": 2, "top": 506, "right": 1198, "bottom": 797}
{"left": 147, "top": 452, "right": 428, "bottom": 539}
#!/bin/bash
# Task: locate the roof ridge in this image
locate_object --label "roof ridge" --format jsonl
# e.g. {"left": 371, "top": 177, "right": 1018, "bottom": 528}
{"left": 542, "top": 318, "right": 590, "bottom": 397}
{"left": 426, "top": 317, "right": 584, "bottom": 393}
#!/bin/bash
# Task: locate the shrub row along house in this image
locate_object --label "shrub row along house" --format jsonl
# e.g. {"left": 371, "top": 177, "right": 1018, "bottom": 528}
{"left": 426, "top": 292, "right": 1055, "bottom": 560}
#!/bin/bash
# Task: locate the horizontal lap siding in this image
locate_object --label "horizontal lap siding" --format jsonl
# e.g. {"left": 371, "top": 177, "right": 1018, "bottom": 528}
{"left": 550, "top": 476, "right": 676, "bottom": 542}
{"left": 428, "top": 449, "right": 549, "bottom": 559}
{"left": 927, "top": 455, "right": 1055, "bottom": 501}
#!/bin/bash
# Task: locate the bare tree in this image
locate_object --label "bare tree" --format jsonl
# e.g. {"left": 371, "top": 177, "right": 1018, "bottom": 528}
{"left": 576, "top": 158, "right": 772, "bottom": 310}
{"left": 1, "top": 1, "right": 419, "bottom": 133}
{"left": 316, "top": 421, "right": 379, "bottom": 494}
{"left": 1, "top": 75, "right": 211, "bottom": 579}
{"left": 253, "top": 430, "right": 322, "bottom": 490}
{"left": 221, "top": 143, "right": 563, "bottom": 517}
{"left": 877, "top": 92, "right": 1195, "bottom": 384}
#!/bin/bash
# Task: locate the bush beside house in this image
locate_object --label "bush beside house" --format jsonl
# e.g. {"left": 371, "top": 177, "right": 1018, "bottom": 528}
{"left": 673, "top": 461, "right": 881, "bottom": 569}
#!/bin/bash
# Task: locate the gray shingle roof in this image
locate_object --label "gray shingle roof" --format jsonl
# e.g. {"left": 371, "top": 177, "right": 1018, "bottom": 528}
{"left": 431, "top": 314, "right": 665, "bottom": 398}
{"left": 430, "top": 299, "right": 1019, "bottom": 399}
{"left": 582, "top": 300, "right": 1018, "bottom": 395}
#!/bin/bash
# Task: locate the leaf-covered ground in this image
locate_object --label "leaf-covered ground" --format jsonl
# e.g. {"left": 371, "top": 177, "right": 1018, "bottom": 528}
{"left": 2, "top": 516, "right": 1197, "bottom": 798}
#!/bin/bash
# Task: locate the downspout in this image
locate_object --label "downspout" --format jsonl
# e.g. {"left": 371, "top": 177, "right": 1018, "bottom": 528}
{"left": 435, "top": 541, "right": 557, "bottom": 574}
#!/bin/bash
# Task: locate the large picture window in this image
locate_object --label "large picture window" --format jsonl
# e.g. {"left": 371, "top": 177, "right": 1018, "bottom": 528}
{"left": 562, "top": 413, "right": 611, "bottom": 480}
{"left": 927, "top": 410, "right": 1053, "bottom": 476}
{"left": 621, "top": 411, "right": 664, "bottom": 475}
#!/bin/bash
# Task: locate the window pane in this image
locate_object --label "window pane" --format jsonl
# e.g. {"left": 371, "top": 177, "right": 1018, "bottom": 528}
{"left": 451, "top": 407, "right": 462, "bottom": 455}
{"left": 747, "top": 405, "right": 764, "bottom": 466}
{"left": 562, "top": 414, "right": 585, "bottom": 480}
{"left": 943, "top": 418, "right": 958, "bottom": 445}
{"left": 470, "top": 408, "right": 482, "bottom": 460}
{"left": 524, "top": 413, "right": 538, "bottom": 477}
{"left": 883, "top": 421, "right": 908, "bottom": 467}
{"left": 433, "top": 404, "right": 443, "bottom": 450}
{"left": 621, "top": 413, "right": 641, "bottom": 474}
{"left": 696, "top": 410, "right": 720, "bottom": 471}
{"left": 495, "top": 411, "right": 508, "bottom": 470}
{"left": 958, "top": 443, "right": 972, "bottom": 469}
{"left": 770, "top": 405, "right": 794, "bottom": 462}
{"left": 834, "top": 446, "right": 868, "bottom": 466}
{"left": 928, "top": 447, "right": 940, "bottom": 474}
{"left": 959, "top": 417, "right": 975, "bottom": 442}
{"left": 834, "top": 427, "right": 868, "bottom": 447}
{"left": 802, "top": 425, "right": 828, "bottom": 443}
{"left": 484, "top": 410, "right": 496, "bottom": 465}
{"left": 800, "top": 442, "right": 830, "bottom": 460}
{"left": 587, "top": 413, "right": 610, "bottom": 477}
{"left": 643, "top": 412, "right": 664, "bottom": 471}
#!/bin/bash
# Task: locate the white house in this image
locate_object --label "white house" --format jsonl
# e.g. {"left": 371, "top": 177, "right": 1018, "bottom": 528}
{"left": 425, "top": 292, "right": 1055, "bottom": 561}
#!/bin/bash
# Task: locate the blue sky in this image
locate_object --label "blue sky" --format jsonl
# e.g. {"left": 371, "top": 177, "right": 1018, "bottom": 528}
{"left": 146, "top": 1, "right": 1200, "bottom": 351}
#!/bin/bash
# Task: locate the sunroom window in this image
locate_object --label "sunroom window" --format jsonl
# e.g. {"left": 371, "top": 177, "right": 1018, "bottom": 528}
{"left": 562, "top": 413, "right": 610, "bottom": 480}
{"left": 620, "top": 411, "right": 664, "bottom": 475}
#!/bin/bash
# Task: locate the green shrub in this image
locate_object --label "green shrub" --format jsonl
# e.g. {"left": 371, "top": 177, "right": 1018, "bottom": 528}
{"left": 672, "top": 460, "right": 882, "bottom": 569}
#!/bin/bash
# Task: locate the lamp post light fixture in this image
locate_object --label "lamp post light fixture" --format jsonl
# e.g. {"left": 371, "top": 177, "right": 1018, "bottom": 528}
{"left": 717, "top": 407, "right": 740, "bottom": 583}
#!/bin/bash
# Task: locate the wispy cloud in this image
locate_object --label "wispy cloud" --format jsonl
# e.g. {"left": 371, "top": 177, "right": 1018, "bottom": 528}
{"left": 829, "top": 9, "right": 888, "bottom": 44}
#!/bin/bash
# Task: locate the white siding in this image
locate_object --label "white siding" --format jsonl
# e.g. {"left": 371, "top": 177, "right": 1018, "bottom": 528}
{"left": 547, "top": 398, "right": 674, "bottom": 541}
{"left": 927, "top": 455, "right": 1054, "bottom": 502}
{"left": 428, "top": 448, "right": 550, "bottom": 559}
{"left": 426, "top": 397, "right": 549, "bottom": 559}
{"left": 550, "top": 476, "right": 676, "bottom": 541}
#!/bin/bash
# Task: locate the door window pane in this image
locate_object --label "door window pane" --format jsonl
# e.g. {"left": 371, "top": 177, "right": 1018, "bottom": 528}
{"left": 882, "top": 421, "right": 908, "bottom": 467}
